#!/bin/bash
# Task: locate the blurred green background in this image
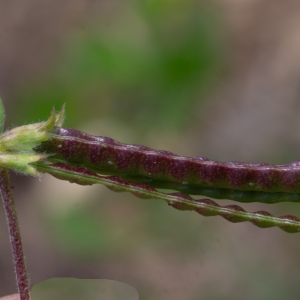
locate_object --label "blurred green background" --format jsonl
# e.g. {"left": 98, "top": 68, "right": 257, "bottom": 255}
{"left": 1, "top": 0, "right": 300, "bottom": 299}
{"left": 10, "top": 0, "right": 223, "bottom": 132}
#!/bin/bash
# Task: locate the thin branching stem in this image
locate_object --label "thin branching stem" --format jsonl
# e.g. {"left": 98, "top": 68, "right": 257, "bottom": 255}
{"left": 0, "top": 168, "right": 30, "bottom": 300}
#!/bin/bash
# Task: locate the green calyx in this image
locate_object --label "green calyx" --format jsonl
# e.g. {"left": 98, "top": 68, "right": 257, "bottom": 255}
{"left": 0, "top": 100, "right": 65, "bottom": 176}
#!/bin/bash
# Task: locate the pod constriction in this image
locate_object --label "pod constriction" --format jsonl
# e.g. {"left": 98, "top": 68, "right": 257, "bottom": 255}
{"left": 35, "top": 127, "right": 300, "bottom": 194}
{"left": 33, "top": 162, "right": 300, "bottom": 233}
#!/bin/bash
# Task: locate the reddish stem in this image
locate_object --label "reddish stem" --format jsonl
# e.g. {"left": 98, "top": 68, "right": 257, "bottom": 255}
{"left": 0, "top": 168, "right": 30, "bottom": 300}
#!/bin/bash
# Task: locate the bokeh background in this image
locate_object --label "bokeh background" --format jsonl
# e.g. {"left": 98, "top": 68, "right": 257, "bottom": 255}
{"left": 1, "top": 0, "right": 300, "bottom": 299}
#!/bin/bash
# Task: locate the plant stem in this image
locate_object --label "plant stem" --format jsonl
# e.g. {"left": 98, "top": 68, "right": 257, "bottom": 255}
{"left": 0, "top": 168, "right": 30, "bottom": 300}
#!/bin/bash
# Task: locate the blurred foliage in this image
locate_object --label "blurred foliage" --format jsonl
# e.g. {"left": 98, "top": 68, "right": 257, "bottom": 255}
{"left": 31, "top": 278, "right": 138, "bottom": 300}
{"left": 46, "top": 205, "right": 115, "bottom": 259}
{"left": 142, "top": 199, "right": 214, "bottom": 253}
{"left": 16, "top": 0, "right": 224, "bottom": 132}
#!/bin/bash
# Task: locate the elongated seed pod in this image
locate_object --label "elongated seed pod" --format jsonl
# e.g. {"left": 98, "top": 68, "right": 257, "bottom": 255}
{"left": 117, "top": 175, "right": 300, "bottom": 203}
{"left": 33, "top": 162, "right": 300, "bottom": 233}
{"left": 35, "top": 127, "right": 300, "bottom": 194}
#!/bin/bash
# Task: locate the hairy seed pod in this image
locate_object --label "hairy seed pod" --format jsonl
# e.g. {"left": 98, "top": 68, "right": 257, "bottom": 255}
{"left": 35, "top": 127, "right": 300, "bottom": 194}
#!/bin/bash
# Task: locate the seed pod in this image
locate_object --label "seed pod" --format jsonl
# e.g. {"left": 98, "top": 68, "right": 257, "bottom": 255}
{"left": 118, "top": 175, "right": 300, "bottom": 203}
{"left": 33, "top": 162, "right": 300, "bottom": 233}
{"left": 35, "top": 127, "right": 300, "bottom": 194}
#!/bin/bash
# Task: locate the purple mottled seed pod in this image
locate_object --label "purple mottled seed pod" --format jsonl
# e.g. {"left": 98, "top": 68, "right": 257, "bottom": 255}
{"left": 34, "top": 127, "right": 300, "bottom": 194}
